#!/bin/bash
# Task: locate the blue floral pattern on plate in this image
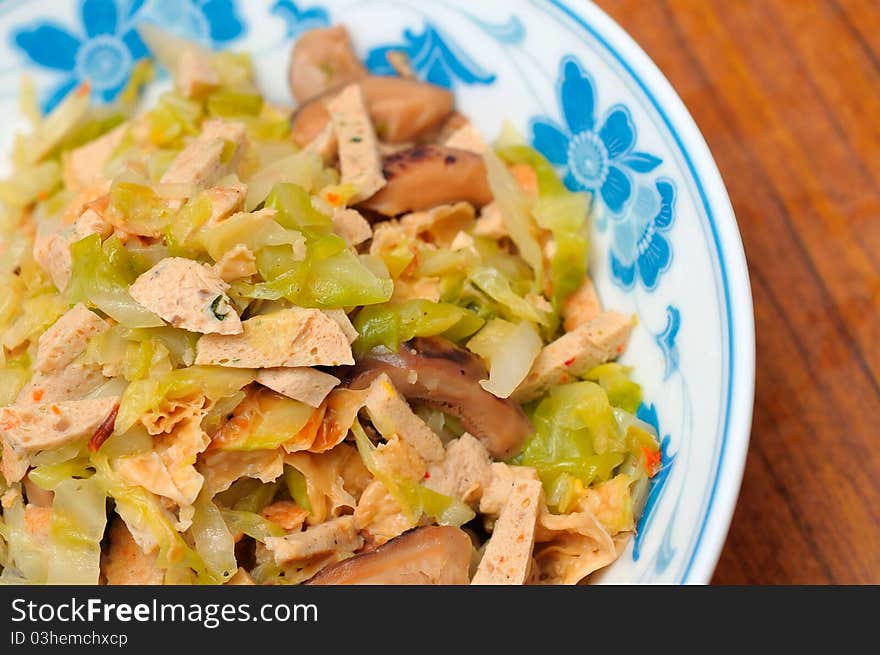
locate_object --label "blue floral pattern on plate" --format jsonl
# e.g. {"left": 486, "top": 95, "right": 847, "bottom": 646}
{"left": 365, "top": 23, "right": 495, "bottom": 89}
{"left": 12, "top": 0, "right": 244, "bottom": 112}
{"left": 271, "top": 0, "right": 330, "bottom": 38}
{"left": 531, "top": 56, "right": 662, "bottom": 213}
{"left": 609, "top": 178, "right": 676, "bottom": 290}
{"left": 530, "top": 55, "right": 675, "bottom": 291}
{"left": 0, "top": 0, "right": 737, "bottom": 582}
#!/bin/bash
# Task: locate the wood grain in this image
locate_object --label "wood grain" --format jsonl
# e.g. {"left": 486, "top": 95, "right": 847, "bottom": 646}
{"left": 596, "top": 0, "right": 880, "bottom": 583}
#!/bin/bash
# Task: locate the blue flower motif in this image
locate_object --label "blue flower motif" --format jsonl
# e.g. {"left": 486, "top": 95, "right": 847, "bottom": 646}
{"left": 13, "top": 0, "right": 244, "bottom": 113}
{"left": 608, "top": 178, "right": 676, "bottom": 291}
{"left": 365, "top": 23, "right": 495, "bottom": 89}
{"left": 655, "top": 305, "right": 681, "bottom": 380}
{"left": 129, "top": 0, "right": 244, "bottom": 44}
{"left": 14, "top": 0, "right": 148, "bottom": 111}
{"left": 632, "top": 403, "right": 676, "bottom": 562}
{"left": 271, "top": 0, "right": 330, "bottom": 39}
{"left": 531, "top": 56, "right": 662, "bottom": 214}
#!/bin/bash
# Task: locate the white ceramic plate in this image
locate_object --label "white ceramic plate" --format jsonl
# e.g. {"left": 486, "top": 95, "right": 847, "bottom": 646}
{"left": 0, "top": 0, "right": 755, "bottom": 583}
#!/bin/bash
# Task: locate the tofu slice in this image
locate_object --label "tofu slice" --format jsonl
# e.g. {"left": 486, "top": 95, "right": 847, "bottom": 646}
{"left": 323, "top": 308, "right": 358, "bottom": 344}
{"left": 160, "top": 120, "right": 248, "bottom": 188}
{"left": 362, "top": 373, "right": 445, "bottom": 463}
{"left": 200, "top": 449, "right": 285, "bottom": 496}
{"left": 264, "top": 515, "right": 363, "bottom": 564}
{"left": 256, "top": 367, "right": 340, "bottom": 408}
{"left": 205, "top": 183, "right": 247, "bottom": 227}
{"left": 479, "top": 463, "right": 541, "bottom": 515}
{"left": 473, "top": 201, "right": 508, "bottom": 240}
{"left": 212, "top": 243, "right": 257, "bottom": 282}
{"left": 304, "top": 122, "right": 339, "bottom": 164}
{"left": 16, "top": 363, "right": 107, "bottom": 406}
{"left": 511, "top": 311, "right": 634, "bottom": 403}
{"left": 332, "top": 207, "right": 372, "bottom": 246}
{"left": 424, "top": 433, "right": 493, "bottom": 506}
{"left": 62, "top": 122, "right": 128, "bottom": 191}
{"left": 443, "top": 121, "right": 489, "bottom": 154}
{"left": 471, "top": 477, "right": 543, "bottom": 585}
{"left": 129, "top": 257, "right": 243, "bottom": 335}
{"left": 195, "top": 308, "right": 354, "bottom": 368}
{"left": 562, "top": 276, "right": 602, "bottom": 332}
{"left": 325, "top": 84, "right": 386, "bottom": 202}
{"left": 32, "top": 230, "right": 74, "bottom": 292}
{"left": 35, "top": 303, "right": 109, "bottom": 373}
{"left": 176, "top": 48, "right": 220, "bottom": 99}
{"left": 0, "top": 397, "right": 119, "bottom": 482}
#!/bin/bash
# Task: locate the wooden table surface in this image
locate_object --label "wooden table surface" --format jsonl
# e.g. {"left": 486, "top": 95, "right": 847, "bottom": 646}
{"left": 597, "top": 0, "right": 880, "bottom": 584}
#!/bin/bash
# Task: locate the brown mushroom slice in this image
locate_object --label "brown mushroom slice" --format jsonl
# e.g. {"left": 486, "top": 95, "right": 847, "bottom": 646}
{"left": 289, "top": 26, "right": 367, "bottom": 103}
{"left": 357, "top": 145, "right": 493, "bottom": 217}
{"left": 291, "top": 76, "right": 454, "bottom": 146}
{"left": 350, "top": 337, "right": 533, "bottom": 459}
{"left": 306, "top": 526, "right": 472, "bottom": 585}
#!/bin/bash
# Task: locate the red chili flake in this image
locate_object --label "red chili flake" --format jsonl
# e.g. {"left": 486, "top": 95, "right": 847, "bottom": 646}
{"left": 423, "top": 471, "right": 431, "bottom": 479}
{"left": 50, "top": 405, "right": 61, "bottom": 415}
{"left": 88, "top": 403, "right": 120, "bottom": 452}
{"left": 76, "top": 81, "right": 91, "bottom": 97}
{"left": 31, "top": 388, "right": 44, "bottom": 402}
{"left": 616, "top": 345, "right": 624, "bottom": 354}
{"left": 325, "top": 192, "right": 342, "bottom": 206}
{"left": 642, "top": 446, "right": 662, "bottom": 478}
{"left": 564, "top": 357, "right": 575, "bottom": 366}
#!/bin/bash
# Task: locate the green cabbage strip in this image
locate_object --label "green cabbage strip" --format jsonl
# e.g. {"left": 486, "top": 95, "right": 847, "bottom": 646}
{"left": 352, "top": 299, "right": 485, "bottom": 356}
{"left": 521, "top": 381, "right": 629, "bottom": 510}
{"left": 28, "top": 457, "right": 94, "bottom": 491}
{"left": 0, "top": 495, "right": 48, "bottom": 584}
{"left": 243, "top": 230, "right": 392, "bottom": 309}
{"left": 91, "top": 452, "right": 208, "bottom": 584}
{"left": 499, "top": 144, "right": 590, "bottom": 311}
{"left": 470, "top": 267, "right": 549, "bottom": 325}
{"left": 466, "top": 318, "right": 542, "bottom": 398}
{"left": 116, "top": 366, "right": 255, "bottom": 434}
{"left": 483, "top": 149, "right": 544, "bottom": 290}
{"left": 191, "top": 492, "right": 238, "bottom": 583}
{"left": 352, "top": 420, "right": 474, "bottom": 527}
{"left": 221, "top": 508, "right": 285, "bottom": 543}
{"left": 45, "top": 477, "right": 107, "bottom": 584}
{"left": 66, "top": 234, "right": 165, "bottom": 328}
{"left": 283, "top": 465, "right": 312, "bottom": 513}
{"left": 585, "top": 363, "right": 643, "bottom": 414}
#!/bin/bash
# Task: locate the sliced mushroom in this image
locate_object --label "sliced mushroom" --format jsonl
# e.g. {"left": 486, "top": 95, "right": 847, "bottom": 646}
{"left": 357, "top": 145, "right": 493, "bottom": 217}
{"left": 350, "top": 337, "right": 533, "bottom": 459}
{"left": 305, "top": 526, "right": 472, "bottom": 585}
{"left": 291, "top": 76, "right": 454, "bottom": 146}
{"left": 289, "top": 25, "right": 367, "bottom": 103}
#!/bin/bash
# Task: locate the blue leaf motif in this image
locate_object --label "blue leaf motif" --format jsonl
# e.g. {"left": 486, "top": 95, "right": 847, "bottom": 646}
{"left": 632, "top": 403, "right": 677, "bottom": 562}
{"left": 271, "top": 0, "right": 330, "bottom": 38}
{"left": 365, "top": 24, "right": 495, "bottom": 89}
{"left": 14, "top": 24, "right": 82, "bottom": 72}
{"left": 598, "top": 106, "right": 635, "bottom": 160}
{"left": 655, "top": 305, "right": 681, "bottom": 380}
{"left": 13, "top": 0, "right": 248, "bottom": 112}
{"left": 530, "top": 54, "right": 668, "bottom": 234}
{"left": 622, "top": 151, "right": 662, "bottom": 173}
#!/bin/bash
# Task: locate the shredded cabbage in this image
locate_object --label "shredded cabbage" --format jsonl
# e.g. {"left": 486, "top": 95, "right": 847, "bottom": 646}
{"left": 352, "top": 420, "right": 475, "bottom": 527}
{"left": 67, "top": 234, "right": 165, "bottom": 328}
{"left": 466, "top": 318, "right": 542, "bottom": 398}
{"left": 483, "top": 149, "right": 545, "bottom": 289}
{"left": 191, "top": 492, "right": 238, "bottom": 583}
{"left": 46, "top": 477, "right": 107, "bottom": 584}
{"left": 353, "top": 299, "right": 484, "bottom": 356}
